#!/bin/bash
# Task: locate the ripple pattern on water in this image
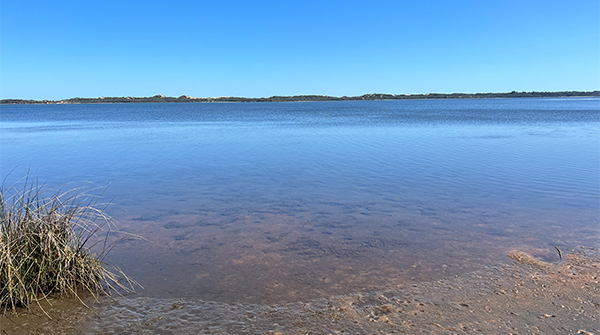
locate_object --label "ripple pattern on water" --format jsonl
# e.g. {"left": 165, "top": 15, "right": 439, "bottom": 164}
{"left": 1, "top": 98, "right": 598, "bottom": 303}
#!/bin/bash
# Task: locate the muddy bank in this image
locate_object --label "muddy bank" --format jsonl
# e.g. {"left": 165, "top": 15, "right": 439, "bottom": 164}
{"left": 2, "top": 247, "right": 598, "bottom": 334}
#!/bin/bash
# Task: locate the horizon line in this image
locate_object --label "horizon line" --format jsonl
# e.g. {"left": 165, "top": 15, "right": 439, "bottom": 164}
{"left": 2, "top": 90, "right": 599, "bottom": 104}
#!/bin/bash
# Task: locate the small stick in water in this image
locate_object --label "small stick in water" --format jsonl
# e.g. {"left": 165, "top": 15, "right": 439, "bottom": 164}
{"left": 554, "top": 246, "right": 562, "bottom": 260}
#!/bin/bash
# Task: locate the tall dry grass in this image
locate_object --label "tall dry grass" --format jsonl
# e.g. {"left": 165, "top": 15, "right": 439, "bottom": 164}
{"left": 0, "top": 177, "right": 140, "bottom": 315}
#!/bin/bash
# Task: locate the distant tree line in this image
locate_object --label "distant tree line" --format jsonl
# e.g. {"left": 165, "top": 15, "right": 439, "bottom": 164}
{"left": 2, "top": 91, "right": 599, "bottom": 105}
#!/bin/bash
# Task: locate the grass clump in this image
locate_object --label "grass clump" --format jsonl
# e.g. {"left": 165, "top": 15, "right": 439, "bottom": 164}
{"left": 0, "top": 178, "right": 139, "bottom": 314}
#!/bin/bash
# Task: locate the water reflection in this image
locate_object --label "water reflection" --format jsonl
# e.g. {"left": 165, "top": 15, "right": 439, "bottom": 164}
{"left": 1, "top": 98, "right": 598, "bottom": 303}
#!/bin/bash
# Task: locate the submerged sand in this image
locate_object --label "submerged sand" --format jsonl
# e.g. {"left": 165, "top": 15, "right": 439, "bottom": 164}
{"left": 2, "top": 247, "right": 598, "bottom": 334}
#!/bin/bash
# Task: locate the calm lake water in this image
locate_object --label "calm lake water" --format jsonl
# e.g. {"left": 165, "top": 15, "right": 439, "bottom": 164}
{"left": 1, "top": 98, "right": 598, "bottom": 304}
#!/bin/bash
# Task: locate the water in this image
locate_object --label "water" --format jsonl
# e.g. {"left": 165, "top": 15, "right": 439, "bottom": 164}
{"left": 1, "top": 98, "right": 598, "bottom": 304}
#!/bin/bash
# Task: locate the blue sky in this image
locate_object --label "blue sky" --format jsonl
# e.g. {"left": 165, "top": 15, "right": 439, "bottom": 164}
{"left": 1, "top": 0, "right": 598, "bottom": 99}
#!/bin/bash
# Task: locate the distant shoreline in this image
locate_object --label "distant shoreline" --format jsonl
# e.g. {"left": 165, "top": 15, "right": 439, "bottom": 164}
{"left": 1, "top": 91, "right": 599, "bottom": 105}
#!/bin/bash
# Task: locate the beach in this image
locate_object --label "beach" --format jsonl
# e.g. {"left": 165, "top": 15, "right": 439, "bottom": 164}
{"left": 3, "top": 246, "right": 598, "bottom": 334}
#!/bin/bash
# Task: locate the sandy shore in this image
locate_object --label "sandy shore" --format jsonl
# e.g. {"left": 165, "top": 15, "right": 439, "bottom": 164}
{"left": 2, "top": 247, "right": 598, "bottom": 334}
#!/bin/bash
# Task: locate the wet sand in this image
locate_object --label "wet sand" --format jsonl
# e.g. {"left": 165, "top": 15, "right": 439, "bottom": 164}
{"left": 2, "top": 246, "right": 598, "bottom": 334}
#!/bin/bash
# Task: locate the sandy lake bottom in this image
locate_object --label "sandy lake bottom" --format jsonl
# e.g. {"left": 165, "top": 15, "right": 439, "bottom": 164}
{"left": 2, "top": 247, "right": 599, "bottom": 334}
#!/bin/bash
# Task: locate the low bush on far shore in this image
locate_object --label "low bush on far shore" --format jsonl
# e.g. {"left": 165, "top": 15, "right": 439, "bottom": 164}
{"left": 0, "top": 178, "right": 139, "bottom": 315}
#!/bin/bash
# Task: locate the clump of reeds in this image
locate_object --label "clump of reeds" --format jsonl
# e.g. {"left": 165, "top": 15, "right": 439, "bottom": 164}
{"left": 0, "top": 178, "right": 139, "bottom": 315}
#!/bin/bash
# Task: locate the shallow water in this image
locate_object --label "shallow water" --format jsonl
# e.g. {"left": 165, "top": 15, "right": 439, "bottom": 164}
{"left": 1, "top": 98, "right": 598, "bottom": 304}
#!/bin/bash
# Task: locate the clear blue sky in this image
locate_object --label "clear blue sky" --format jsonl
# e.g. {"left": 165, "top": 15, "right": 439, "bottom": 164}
{"left": 1, "top": 0, "right": 598, "bottom": 100}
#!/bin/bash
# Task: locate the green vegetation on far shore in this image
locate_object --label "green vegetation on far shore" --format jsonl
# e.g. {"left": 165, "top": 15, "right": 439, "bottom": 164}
{"left": 2, "top": 90, "right": 598, "bottom": 105}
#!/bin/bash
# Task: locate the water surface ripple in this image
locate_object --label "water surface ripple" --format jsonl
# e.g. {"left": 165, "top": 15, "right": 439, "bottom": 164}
{"left": 1, "top": 98, "right": 598, "bottom": 303}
